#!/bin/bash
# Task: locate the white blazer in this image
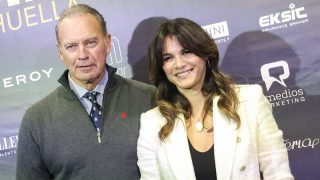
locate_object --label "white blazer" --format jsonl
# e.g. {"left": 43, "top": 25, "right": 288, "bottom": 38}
{"left": 137, "top": 85, "right": 294, "bottom": 180}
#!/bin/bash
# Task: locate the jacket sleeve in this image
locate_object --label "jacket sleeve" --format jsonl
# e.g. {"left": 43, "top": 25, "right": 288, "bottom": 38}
{"left": 254, "top": 86, "right": 294, "bottom": 180}
{"left": 137, "top": 112, "right": 162, "bottom": 180}
{"left": 16, "top": 109, "right": 52, "bottom": 180}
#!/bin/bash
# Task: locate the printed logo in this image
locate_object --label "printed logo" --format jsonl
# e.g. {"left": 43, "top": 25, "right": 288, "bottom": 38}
{"left": 261, "top": 60, "right": 306, "bottom": 108}
{"left": 259, "top": 3, "right": 309, "bottom": 32}
{"left": 108, "top": 37, "right": 123, "bottom": 65}
{"left": 0, "top": 0, "right": 78, "bottom": 34}
{"left": 261, "top": 60, "right": 290, "bottom": 91}
{"left": 202, "top": 21, "right": 230, "bottom": 44}
{"left": 285, "top": 138, "right": 319, "bottom": 150}
{"left": 2, "top": 67, "right": 53, "bottom": 89}
{"left": 7, "top": 0, "right": 33, "bottom": 7}
{"left": 107, "top": 37, "right": 128, "bottom": 77}
{"left": 0, "top": 135, "right": 18, "bottom": 158}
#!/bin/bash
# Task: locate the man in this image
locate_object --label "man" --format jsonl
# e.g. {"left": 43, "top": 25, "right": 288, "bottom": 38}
{"left": 16, "top": 4, "right": 155, "bottom": 179}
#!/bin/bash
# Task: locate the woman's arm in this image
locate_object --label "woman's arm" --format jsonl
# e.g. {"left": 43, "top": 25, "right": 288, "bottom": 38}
{"left": 255, "top": 86, "right": 294, "bottom": 179}
{"left": 137, "top": 112, "right": 162, "bottom": 180}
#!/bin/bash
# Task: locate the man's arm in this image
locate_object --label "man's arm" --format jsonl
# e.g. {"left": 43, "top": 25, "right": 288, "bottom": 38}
{"left": 16, "top": 109, "right": 51, "bottom": 180}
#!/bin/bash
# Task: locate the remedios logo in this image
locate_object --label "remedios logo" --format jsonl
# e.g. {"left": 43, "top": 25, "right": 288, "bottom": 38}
{"left": 202, "top": 21, "right": 230, "bottom": 44}
{"left": 0, "top": 0, "right": 78, "bottom": 34}
{"left": 0, "top": 135, "right": 18, "bottom": 158}
{"left": 260, "top": 60, "right": 305, "bottom": 107}
{"left": 259, "top": 3, "right": 309, "bottom": 32}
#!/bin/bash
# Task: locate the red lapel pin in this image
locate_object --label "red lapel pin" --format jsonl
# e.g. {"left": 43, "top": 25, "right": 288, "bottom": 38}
{"left": 120, "top": 112, "right": 127, "bottom": 119}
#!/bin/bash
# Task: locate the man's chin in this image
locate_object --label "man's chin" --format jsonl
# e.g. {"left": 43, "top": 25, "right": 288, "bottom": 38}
{"left": 82, "top": 77, "right": 96, "bottom": 84}
{"left": 71, "top": 74, "right": 95, "bottom": 83}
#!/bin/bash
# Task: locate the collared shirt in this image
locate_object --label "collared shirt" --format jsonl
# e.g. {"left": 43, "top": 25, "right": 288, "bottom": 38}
{"left": 68, "top": 69, "right": 109, "bottom": 115}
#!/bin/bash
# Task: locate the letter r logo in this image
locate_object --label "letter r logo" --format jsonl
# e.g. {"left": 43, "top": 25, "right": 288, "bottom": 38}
{"left": 260, "top": 60, "right": 290, "bottom": 91}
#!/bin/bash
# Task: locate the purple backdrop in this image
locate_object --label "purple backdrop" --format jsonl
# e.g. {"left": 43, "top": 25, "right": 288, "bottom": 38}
{"left": 1, "top": 0, "right": 319, "bottom": 179}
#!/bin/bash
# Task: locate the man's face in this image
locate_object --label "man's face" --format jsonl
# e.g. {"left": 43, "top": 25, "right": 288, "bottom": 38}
{"left": 57, "top": 13, "right": 110, "bottom": 89}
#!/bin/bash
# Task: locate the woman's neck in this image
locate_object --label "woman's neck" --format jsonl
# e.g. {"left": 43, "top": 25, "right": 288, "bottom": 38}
{"left": 181, "top": 89, "right": 206, "bottom": 118}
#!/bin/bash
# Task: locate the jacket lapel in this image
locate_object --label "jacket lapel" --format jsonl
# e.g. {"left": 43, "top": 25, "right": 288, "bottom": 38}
{"left": 163, "top": 114, "right": 196, "bottom": 180}
{"left": 213, "top": 96, "right": 238, "bottom": 179}
{"left": 162, "top": 96, "right": 238, "bottom": 180}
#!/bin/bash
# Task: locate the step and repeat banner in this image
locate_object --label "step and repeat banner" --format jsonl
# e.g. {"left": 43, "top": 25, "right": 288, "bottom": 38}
{"left": 1, "top": 0, "right": 319, "bottom": 179}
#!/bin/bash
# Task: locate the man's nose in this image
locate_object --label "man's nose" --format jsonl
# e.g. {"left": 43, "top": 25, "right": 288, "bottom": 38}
{"left": 78, "top": 44, "right": 89, "bottom": 60}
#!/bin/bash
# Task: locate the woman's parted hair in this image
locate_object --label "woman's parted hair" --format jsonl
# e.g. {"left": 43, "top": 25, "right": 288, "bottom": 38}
{"left": 148, "top": 18, "right": 240, "bottom": 140}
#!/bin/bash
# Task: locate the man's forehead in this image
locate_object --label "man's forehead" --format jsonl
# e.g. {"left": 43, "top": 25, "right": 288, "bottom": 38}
{"left": 59, "top": 16, "right": 102, "bottom": 38}
{"left": 60, "top": 13, "right": 94, "bottom": 24}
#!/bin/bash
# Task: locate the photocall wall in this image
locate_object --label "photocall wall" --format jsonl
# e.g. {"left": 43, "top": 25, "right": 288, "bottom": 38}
{"left": 1, "top": 0, "right": 319, "bottom": 179}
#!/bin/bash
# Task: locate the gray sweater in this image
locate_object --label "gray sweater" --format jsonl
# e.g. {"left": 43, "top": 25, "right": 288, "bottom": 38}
{"left": 16, "top": 65, "right": 156, "bottom": 180}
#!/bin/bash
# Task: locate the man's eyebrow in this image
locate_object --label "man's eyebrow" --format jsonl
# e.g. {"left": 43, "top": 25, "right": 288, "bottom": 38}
{"left": 84, "top": 37, "right": 99, "bottom": 42}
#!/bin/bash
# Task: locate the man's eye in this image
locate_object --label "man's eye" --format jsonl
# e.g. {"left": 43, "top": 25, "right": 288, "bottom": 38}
{"left": 86, "top": 40, "right": 97, "bottom": 48}
{"left": 65, "top": 44, "right": 77, "bottom": 51}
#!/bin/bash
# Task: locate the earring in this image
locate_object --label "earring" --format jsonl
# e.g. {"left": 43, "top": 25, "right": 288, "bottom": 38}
{"left": 206, "top": 60, "right": 211, "bottom": 69}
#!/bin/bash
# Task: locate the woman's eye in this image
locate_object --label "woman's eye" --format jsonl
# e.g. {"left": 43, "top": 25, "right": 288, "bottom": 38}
{"left": 163, "top": 55, "right": 172, "bottom": 62}
{"left": 182, "top": 49, "right": 191, "bottom": 55}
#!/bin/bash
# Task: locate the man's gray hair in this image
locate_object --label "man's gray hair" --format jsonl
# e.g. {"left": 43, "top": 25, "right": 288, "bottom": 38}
{"left": 55, "top": 4, "right": 107, "bottom": 43}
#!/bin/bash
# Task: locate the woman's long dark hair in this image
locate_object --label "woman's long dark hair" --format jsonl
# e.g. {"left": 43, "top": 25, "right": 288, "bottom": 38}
{"left": 148, "top": 18, "right": 240, "bottom": 141}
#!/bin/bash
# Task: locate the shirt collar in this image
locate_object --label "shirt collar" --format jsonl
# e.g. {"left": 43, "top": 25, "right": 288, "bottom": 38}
{"left": 68, "top": 69, "right": 109, "bottom": 99}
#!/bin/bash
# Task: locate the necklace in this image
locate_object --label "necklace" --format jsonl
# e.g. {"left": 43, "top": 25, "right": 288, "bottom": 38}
{"left": 195, "top": 121, "right": 204, "bottom": 132}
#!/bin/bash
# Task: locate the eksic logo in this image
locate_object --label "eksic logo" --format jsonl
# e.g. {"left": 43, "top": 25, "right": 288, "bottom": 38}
{"left": 260, "top": 60, "right": 290, "bottom": 91}
{"left": 202, "top": 21, "right": 230, "bottom": 44}
{"left": 6, "top": 0, "right": 33, "bottom": 7}
{"left": 259, "top": 3, "right": 308, "bottom": 32}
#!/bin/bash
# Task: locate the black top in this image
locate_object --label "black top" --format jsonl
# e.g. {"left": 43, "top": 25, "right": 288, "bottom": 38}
{"left": 188, "top": 139, "right": 217, "bottom": 180}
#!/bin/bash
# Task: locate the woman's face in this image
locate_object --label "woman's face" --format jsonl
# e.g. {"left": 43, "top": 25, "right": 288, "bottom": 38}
{"left": 162, "top": 36, "right": 206, "bottom": 93}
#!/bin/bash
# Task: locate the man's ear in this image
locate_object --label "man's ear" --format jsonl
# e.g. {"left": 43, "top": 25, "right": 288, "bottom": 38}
{"left": 105, "top": 34, "right": 111, "bottom": 54}
{"left": 57, "top": 44, "right": 64, "bottom": 61}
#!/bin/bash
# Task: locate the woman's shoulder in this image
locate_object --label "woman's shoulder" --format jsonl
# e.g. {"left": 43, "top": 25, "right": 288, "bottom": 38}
{"left": 140, "top": 107, "right": 167, "bottom": 130}
{"left": 142, "top": 106, "right": 162, "bottom": 116}
{"left": 233, "top": 84, "right": 265, "bottom": 102}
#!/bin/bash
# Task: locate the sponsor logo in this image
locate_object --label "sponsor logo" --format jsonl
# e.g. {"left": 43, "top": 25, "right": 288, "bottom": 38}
{"left": 2, "top": 67, "right": 53, "bottom": 89}
{"left": 284, "top": 137, "right": 319, "bottom": 150}
{"left": 261, "top": 60, "right": 306, "bottom": 107}
{"left": 0, "top": 135, "right": 18, "bottom": 158}
{"left": 6, "top": 0, "right": 33, "bottom": 7}
{"left": 202, "top": 21, "right": 230, "bottom": 44}
{"left": 266, "top": 88, "right": 305, "bottom": 107}
{"left": 0, "top": 0, "right": 78, "bottom": 34}
{"left": 259, "top": 3, "right": 309, "bottom": 32}
{"left": 107, "top": 37, "right": 128, "bottom": 77}
{"left": 261, "top": 60, "right": 289, "bottom": 91}
{"left": 108, "top": 37, "right": 123, "bottom": 65}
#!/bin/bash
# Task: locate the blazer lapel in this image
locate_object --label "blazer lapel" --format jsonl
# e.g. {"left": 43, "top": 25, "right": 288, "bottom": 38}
{"left": 213, "top": 96, "right": 238, "bottom": 180}
{"left": 162, "top": 96, "right": 238, "bottom": 179}
{"left": 163, "top": 114, "right": 196, "bottom": 180}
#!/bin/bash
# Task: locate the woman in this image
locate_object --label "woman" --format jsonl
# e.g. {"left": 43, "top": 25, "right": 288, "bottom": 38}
{"left": 137, "top": 18, "right": 293, "bottom": 180}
